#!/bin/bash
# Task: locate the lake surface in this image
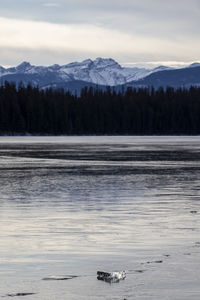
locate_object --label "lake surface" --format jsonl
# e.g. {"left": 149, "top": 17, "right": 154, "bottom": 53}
{"left": 0, "top": 136, "right": 200, "bottom": 299}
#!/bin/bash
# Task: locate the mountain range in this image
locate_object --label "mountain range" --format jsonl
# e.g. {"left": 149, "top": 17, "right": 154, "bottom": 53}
{"left": 1, "top": 58, "right": 200, "bottom": 93}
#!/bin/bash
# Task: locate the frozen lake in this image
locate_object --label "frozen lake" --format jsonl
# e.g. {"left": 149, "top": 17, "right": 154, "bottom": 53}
{"left": 0, "top": 136, "right": 200, "bottom": 299}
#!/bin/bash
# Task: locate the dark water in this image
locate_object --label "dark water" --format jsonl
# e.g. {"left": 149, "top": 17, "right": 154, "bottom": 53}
{"left": 0, "top": 136, "right": 200, "bottom": 299}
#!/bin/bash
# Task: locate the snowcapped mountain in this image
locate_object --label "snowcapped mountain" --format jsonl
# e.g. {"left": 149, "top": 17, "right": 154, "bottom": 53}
{"left": 0, "top": 58, "right": 200, "bottom": 92}
{"left": 57, "top": 58, "right": 155, "bottom": 85}
{"left": 0, "top": 58, "right": 167, "bottom": 87}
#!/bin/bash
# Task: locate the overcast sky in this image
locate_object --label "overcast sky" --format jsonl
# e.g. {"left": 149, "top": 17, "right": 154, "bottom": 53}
{"left": 1, "top": 0, "right": 200, "bottom": 67}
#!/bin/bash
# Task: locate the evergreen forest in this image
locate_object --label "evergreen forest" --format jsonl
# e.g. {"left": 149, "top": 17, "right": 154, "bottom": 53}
{"left": 0, "top": 82, "right": 200, "bottom": 135}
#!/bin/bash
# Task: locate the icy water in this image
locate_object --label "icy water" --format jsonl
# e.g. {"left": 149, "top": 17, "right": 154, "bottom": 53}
{"left": 0, "top": 136, "right": 200, "bottom": 300}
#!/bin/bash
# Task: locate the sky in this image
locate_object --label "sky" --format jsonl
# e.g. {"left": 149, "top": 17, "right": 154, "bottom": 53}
{"left": 1, "top": 0, "right": 200, "bottom": 68}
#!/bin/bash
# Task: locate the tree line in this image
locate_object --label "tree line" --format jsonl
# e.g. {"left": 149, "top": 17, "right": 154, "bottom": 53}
{"left": 0, "top": 82, "right": 200, "bottom": 135}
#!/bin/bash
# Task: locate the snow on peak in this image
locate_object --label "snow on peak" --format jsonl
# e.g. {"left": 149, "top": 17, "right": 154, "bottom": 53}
{"left": 57, "top": 58, "right": 126, "bottom": 85}
{"left": 16, "top": 61, "right": 32, "bottom": 71}
{"left": 93, "top": 57, "right": 121, "bottom": 69}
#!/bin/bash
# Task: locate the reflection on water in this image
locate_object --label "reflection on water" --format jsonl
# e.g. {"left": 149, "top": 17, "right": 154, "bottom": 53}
{"left": 0, "top": 136, "right": 200, "bottom": 299}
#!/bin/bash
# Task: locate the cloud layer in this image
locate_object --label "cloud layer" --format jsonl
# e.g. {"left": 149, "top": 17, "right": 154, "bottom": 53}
{"left": 0, "top": 0, "right": 200, "bottom": 66}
